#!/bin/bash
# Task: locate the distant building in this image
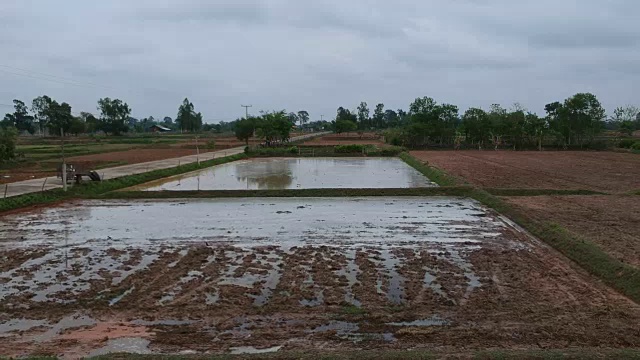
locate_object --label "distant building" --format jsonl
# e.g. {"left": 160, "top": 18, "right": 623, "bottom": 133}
{"left": 149, "top": 124, "right": 172, "bottom": 133}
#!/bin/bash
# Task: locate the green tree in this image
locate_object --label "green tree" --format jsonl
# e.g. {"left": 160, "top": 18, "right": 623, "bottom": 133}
{"left": 47, "top": 101, "right": 74, "bottom": 136}
{"left": 176, "top": 98, "right": 203, "bottom": 132}
{"left": 383, "top": 109, "right": 399, "bottom": 128}
{"left": 373, "top": 103, "right": 384, "bottom": 128}
{"left": 336, "top": 107, "right": 357, "bottom": 123}
{"left": 297, "top": 111, "right": 309, "bottom": 127}
{"left": 461, "top": 108, "right": 490, "bottom": 149}
{"left": 357, "top": 102, "right": 369, "bottom": 129}
{"left": 612, "top": 106, "right": 639, "bottom": 136}
{"left": 0, "top": 126, "right": 18, "bottom": 162}
{"left": 98, "top": 98, "right": 131, "bottom": 135}
{"left": 257, "top": 110, "right": 293, "bottom": 144}
{"left": 3, "top": 100, "right": 35, "bottom": 134}
{"left": 335, "top": 119, "right": 357, "bottom": 134}
{"left": 563, "top": 93, "right": 606, "bottom": 147}
{"left": 235, "top": 118, "right": 255, "bottom": 145}
{"left": 525, "top": 112, "right": 548, "bottom": 151}
{"left": 31, "top": 95, "right": 52, "bottom": 135}
{"left": 68, "top": 117, "right": 86, "bottom": 136}
{"left": 80, "top": 112, "right": 99, "bottom": 133}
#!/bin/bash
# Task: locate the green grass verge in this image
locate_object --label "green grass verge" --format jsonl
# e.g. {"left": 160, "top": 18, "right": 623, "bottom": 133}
{"left": 0, "top": 153, "right": 247, "bottom": 214}
{"left": 485, "top": 188, "right": 606, "bottom": 196}
{"left": 101, "top": 187, "right": 475, "bottom": 199}
{"left": 470, "top": 188, "right": 640, "bottom": 303}
{"left": 399, "top": 152, "right": 459, "bottom": 186}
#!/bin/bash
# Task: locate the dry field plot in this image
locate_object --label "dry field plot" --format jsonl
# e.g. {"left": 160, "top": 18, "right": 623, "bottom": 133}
{"left": 1, "top": 198, "right": 640, "bottom": 356}
{"left": 504, "top": 195, "right": 640, "bottom": 268}
{"left": 411, "top": 151, "right": 640, "bottom": 193}
{"left": 302, "top": 133, "right": 385, "bottom": 146}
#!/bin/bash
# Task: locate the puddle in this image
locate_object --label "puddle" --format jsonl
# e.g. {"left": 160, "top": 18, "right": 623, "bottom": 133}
{"left": 387, "top": 316, "right": 449, "bottom": 327}
{"left": 334, "top": 249, "right": 362, "bottom": 307}
{"left": 132, "top": 319, "right": 195, "bottom": 326}
{"left": 0, "top": 319, "right": 48, "bottom": 337}
{"left": 136, "top": 158, "right": 436, "bottom": 191}
{"left": 369, "top": 249, "right": 406, "bottom": 304}
{"left": 33, "top": 313, "right": 96, "bottom": 342}
{"left": 309, "top": 321, "right": 360, "bottom": 338}
{"left": 230, "top": 345, "right": 283, "bottom": 354}
{"left": 88, "top": 337, "right": 151, "bottom": 356}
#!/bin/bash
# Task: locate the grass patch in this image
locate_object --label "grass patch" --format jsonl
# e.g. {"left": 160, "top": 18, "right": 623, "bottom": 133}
{"left": 485, "top": 188, "right": 606, "bottom": 196}
{"left": 470, "top": 188, "right": 640, "bottom": 303}
{"left": 0, "top": 154, "right": 247, "bottom": 214}
{"left": 246, "top": 145, "right": 403, "bottom": 157}
{"left": 341, "top": 305, "right": 367, "bottom": 316}
{"left": 399, "top": 152, "right": 459, "bottom": 186}
{"left": 99, "top": 186, "right": 475, "bottom": 199}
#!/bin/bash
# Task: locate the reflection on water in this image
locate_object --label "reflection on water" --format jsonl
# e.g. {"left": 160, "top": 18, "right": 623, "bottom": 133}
{"left": 141, "top": 158, "right": 436, "bottom": 191}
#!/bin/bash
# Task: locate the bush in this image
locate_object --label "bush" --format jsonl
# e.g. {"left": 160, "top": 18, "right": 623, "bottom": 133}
{"left": 334, "top": 144, "right": 365, "bottom": 153}
{"left": 206, "top": 140, "right": 216, "bottom": 149}
{"left": 631, "top": 142, "right": 640, "bottom": 150}
{"left": 0, "top": 126, "right": 18, "bottom": 162}
{"left": 379, "top": 146, "right": 406, "bottom": 156}
{"left": 619, "top": 139, "right": 636, "bottom": 149}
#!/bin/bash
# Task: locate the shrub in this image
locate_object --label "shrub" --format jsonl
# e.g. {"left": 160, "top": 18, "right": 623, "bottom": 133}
{"left": 206, "top": 140, "right": 216, "bottom": 149}
{"left": 334, "top": 144, "right": 365, "bottom": 153}
{"left": 379, "top": 146, "right": 406, "bottom": 156}
{"left": 0, "top": 126, "right": 18, "bottom": 162}
{"left": 631, "top": 142, "right": 640, "bottom": 150}
{"left": 619, "top": 139, "right": 636, "bottom": 149}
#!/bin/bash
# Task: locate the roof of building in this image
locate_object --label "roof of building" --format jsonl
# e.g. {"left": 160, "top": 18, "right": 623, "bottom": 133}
{"left": 150, "top": 124, "right": 172, "bottom": 131}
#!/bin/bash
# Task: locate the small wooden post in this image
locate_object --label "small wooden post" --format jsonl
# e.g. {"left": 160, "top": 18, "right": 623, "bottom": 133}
{"left": 42, "top": 178, "right": 48, "bottom": 192}
{"left": 3, "top": 184, "right": 7, "bottom": 198}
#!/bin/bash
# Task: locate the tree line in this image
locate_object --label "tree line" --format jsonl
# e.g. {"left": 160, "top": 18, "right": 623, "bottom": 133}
{"left": 1, "top": 96, "right": 208, "bottom": 137}
{"left": 333, "top": 93, "right": 640, "bottom": 149}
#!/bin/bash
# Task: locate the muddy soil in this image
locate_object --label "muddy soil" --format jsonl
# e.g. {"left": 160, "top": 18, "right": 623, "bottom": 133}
{"left": 411, "top": 151, "right": 640, "bottom": 193}
{"left": 504, "top": 195, "right": 640, "bottom": 268}
{"left": 0, "top": 149, "right": 209, "bottom": 185}
{"left": 1, "top": 198, "right": 639, "bottom": 357}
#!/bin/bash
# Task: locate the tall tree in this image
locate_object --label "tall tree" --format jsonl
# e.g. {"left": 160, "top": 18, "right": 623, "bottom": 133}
{"left": 563, "top": 93, "right": 605, "bottom": 146}
{"left": 3, "top": 100, "right": 35, "bottom": 134}
{"left": 297, "top": 111, "right": 309, "bottom": 127}
{"left": 373, "top": 103, "right": 384, "bottom": 128}
{"left": 288, "top": 112, "right": 298, "bottom": 127}
{"left": 235, "top": 117, "right": 255, "bottom": 146}
{"left": 176, "top": 98, "right": 202, "bottom": 132}
{"left": 611, "top": 105, "right": 639, "bottom": 136}
{"left": 383, "top": 109, "right": 399, "bottom": 128}
{"left": 357, "top": 102, "right": 369, "bottom": 129}
{"left": 31, "top": 95, "right": 52, "bottom": 135}
{"left": 98, "top": 97, "right": 131, "bottom": 135}
{"left": 41, "top": 100, "right": 74, "bottom": 135}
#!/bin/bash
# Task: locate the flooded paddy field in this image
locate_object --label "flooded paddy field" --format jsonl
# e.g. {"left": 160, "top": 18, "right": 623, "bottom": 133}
{"left": 133, "top": 158, "right": 436, "bottom": 191}
{"left": 1, "top": 198, "right": 640, "bottom": 357}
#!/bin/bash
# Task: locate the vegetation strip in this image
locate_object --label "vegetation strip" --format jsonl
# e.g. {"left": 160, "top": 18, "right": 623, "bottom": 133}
{"left": 0, "top": 153, "right": 247, "bottom": 214}
{"left": 99, "top": 187, "right": 475, "bottom": 199}
{"left": 399, "top": 152, "right": 460, "bottom": 186}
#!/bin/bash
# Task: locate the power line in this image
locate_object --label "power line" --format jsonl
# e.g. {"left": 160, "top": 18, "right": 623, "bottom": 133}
{"left": 0, "top": 64, "right": 117, "bottom": 90}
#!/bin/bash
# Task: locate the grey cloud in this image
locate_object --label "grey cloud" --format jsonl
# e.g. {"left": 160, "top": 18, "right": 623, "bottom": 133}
{"left": 1, "top": 0, "right": 640, "bottom": 120}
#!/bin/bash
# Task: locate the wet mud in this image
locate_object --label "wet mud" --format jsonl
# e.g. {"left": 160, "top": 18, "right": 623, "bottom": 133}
{"left": 1, "top": 198, "right": 639, "bottom": 357}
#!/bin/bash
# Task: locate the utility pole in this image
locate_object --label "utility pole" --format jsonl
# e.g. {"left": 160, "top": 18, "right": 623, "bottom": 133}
{"left": 320, "top": 115, "right": 324, "bottom": 122}
{"left": 241, "top": 105, "right": 252, "bottom": 119}
{"left": 61, "top": 128, "right": 67, "bottom": 191}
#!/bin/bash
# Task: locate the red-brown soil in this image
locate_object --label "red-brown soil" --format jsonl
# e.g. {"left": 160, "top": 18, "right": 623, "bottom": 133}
{"left": 504, "top": 195, "right": 640, "bottom": 268}
{"left": 0, "top": 149, "right": 210, "bottom": 184}
{"left": 303, "top": 132, "right": 385, "bottom": 146}
{"left": 411, "top": 151, "right": 640, "bottom": 193}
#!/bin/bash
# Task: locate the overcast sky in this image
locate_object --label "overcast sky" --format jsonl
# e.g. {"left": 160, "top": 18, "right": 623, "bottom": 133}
{"left": 1, "top": 0, "right": 638, "bottom": 122}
